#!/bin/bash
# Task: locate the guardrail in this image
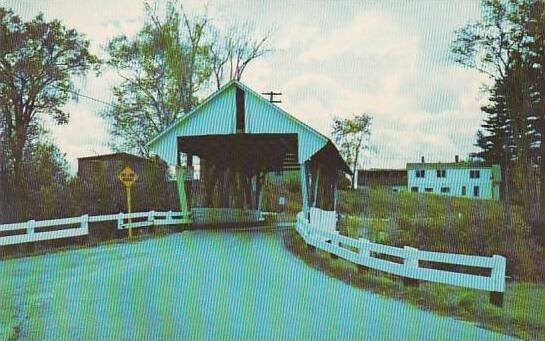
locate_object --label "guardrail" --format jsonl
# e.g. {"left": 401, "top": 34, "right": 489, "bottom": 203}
{"left": 296, "top": 212, "right": 506, "bottom": 306}
{"left": 0, "top": 211, "right": 190, "bottom": 247}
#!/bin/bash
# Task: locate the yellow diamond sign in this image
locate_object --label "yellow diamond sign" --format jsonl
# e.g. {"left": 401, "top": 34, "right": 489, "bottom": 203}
{"left": 118, "top": 166, "right": 138, "bottom": 187}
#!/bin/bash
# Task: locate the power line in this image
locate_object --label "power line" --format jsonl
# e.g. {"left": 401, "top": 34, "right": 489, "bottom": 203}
{"left": 66, "top": 89, "right": 116, "bottom": 108}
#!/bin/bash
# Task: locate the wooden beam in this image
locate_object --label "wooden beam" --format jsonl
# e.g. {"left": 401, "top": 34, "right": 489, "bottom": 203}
{"left": 313, "top": 166, "right": 321, "bottom": 208}
{"left": 333, "top": 171, "right": 338, "bottom": 211}
{"left": 175, "top": 166, "right": 188, "bottom": 214}
{"left": 300, "top": 162, "right": 309, "bottom": 217}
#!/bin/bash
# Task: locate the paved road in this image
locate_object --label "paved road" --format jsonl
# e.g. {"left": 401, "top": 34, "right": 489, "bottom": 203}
{"left": 0, "top": 230, "right": 512, "bottom": 340}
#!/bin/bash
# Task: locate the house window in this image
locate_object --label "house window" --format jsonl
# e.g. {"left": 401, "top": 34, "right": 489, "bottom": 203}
{"left": 411, "top": 187, "right": 419, "bottom": 193}
{"left": 416, "top": 170, "right": 425, "bottom": 178}
{"left": 462, "top": 186, "right": 467, "bottom": 196}
{"left": 437, "top": 169, "right": 446, "bottom": 178}
{"left": 425, "top": 188, "right": 433, "bottom": 193}
{"left": 470, "top": 170, "right": 481, "bottom": 179}
{"left": 473, "top": 186, "right": 480, "bottom": 197}
{"left": 440, "top": 187, "right": 450, "bottom": 193}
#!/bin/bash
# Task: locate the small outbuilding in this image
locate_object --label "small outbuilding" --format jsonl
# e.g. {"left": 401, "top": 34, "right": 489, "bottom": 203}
{"left": 77, "top": 152, "right": 176, "bottom": 215}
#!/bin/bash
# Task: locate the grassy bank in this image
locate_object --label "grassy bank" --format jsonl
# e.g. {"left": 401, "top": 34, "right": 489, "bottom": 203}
{"left": 337, "top": 188, "right": 543, "bottom": 282}
{"left": 282, "top": 229, "right": 545, "bottom": 340}
{"left": 263, "top": 182, "right": 543, "bottom": 280}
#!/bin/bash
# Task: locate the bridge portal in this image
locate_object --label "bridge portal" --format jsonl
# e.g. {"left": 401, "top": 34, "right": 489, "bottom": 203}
{"left": 147, "top": 81, "right": 351, "bottom": 228}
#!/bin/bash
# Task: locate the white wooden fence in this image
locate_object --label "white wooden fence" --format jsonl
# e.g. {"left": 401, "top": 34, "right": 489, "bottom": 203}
{"left": 296, "top": 212, "right": 506, "bottom": 295}
{"left": 0, "top": 211, "right": 190, "bottom": 246}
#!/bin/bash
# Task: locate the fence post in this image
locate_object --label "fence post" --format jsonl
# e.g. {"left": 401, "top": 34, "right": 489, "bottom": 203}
{"left": 27, "top": 220, "right": 36, "bottom": 236}
{"left": 403, "top": 246, "right": 420, "bottom": 287}
{"left": 166, "top": 210, "right": 172, "bottom": 225}
{"left": 358, "top": 238, "right": 371, "bottom": 273}
{"left": 80, "top": 214, "right": 89, "bottom": 232}
{"left": 489, "top": 255, "right": 506, "bottom": 307}
{"left": 329, "top": 231, "right": 340, "bottom": 259}
{"left": 117, "top": 212, "right": 123, "bottom": 230}
{"left": 148, "top": 210, "right": 155, "bottom": 224}
{"left": 301, "top": 214, "right": 316, "bottom": 252}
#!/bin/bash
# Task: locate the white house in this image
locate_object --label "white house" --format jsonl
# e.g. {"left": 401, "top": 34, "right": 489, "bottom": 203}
{"left": 406, "top": 157, "right": 501, "bottom": 200}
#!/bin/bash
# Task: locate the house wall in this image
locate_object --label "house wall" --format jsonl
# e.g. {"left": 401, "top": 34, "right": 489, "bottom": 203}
{"left": 407, "top": 166, "right": 499, "bottom": 200}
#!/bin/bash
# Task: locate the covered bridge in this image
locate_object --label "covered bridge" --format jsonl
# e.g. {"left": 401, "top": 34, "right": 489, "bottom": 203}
{"left": 147, "top": 80, "right": 351, "bottom": 228}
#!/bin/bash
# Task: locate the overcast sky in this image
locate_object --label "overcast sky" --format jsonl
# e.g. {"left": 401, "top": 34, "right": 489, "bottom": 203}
{"left": 4, "top": 0, "right": 487, "bottom": 171}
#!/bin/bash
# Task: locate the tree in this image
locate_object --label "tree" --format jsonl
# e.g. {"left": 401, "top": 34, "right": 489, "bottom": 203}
{"left": 475, "top": 78, "right": 513, "bottom": 198}
{"left": 103, "top": 1, "right": 213, "bottom": 155}
{"left": 104, "top": 1, "right": 273, "bottom": 154}
{"left": 331, "top": 114, "right": 372, "bottom": 189}
{"left": 0, "top": 8, "right": 99, "bottom": 218}
{"left": 452, "top": 0, "right": 545, "bottom": 228}
{"left": 526, "top": 0, "right": 545, "bottom": 226}
{"left": 451, "top": 0, "right": 524, "bottom": 82}
{"left": 209, "top": 23, "right": 272, "bottom": 90}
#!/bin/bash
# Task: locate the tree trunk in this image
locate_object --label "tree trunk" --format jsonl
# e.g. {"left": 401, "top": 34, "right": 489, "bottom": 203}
{"left": 540, "top": 118, "right": 545, "bottom": 231}
{"left": 352, "top": 150, "right": 359, "bottom": 190}
{"left": 10, "top": 129, "right": 28, "bottom": 220}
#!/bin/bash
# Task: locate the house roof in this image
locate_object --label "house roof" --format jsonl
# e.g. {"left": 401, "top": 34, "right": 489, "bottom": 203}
{"left": 358, "top": 168, "right": 407, "bottom": 173}
{"left": 406, "top": 161, "right": 494, "bottom": 170}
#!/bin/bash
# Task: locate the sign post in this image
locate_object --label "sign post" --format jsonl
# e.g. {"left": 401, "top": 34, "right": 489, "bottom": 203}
{"left": 118, "top": 166, "right": 138, "bottom": 238}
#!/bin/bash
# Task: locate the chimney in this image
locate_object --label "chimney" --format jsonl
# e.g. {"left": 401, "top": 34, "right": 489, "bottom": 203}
{"left": 455, "top": 155, "right": 459, "bottom": 163}
{"left": 421, "top": 156, "right": 425, "bottom": 164}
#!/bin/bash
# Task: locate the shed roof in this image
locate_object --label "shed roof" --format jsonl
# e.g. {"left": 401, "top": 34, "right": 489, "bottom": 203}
{"left": 78, "top": 152, "right": 148, "bottom": 162}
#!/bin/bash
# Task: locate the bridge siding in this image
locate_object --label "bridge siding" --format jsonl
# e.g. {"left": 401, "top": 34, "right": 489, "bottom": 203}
{"left": 149, "top": 82, "right": 327, "bottom": 166}
{"left": 244, "top": 89, "right": 326, "bottom": 163}
{"left": 151, "top": 86, "right": 236, "bottom": 165}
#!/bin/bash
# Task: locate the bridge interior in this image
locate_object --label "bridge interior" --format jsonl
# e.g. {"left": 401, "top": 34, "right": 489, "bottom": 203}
{"left": 176, "top": 133, "right": 349, "bottom": 221}
{"left": 178, "top": 133, "right": 299, "bottom": 212}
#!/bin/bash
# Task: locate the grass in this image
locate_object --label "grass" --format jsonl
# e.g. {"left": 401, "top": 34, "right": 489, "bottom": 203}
{"left": 337, "top": 188, "right": 544, "bottom": 282}
{"left": 282, "top": 229, "right": 545, "bottom": 340}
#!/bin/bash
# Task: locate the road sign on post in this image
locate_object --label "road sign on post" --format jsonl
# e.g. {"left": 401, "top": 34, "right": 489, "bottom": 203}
{"left": 118, "top": 166, "right": 138, "bottom": 238}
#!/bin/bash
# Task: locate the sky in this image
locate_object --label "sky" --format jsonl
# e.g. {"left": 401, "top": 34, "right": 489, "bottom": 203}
{"left": 3, "top": 0, "right": 488, "bottom": 172}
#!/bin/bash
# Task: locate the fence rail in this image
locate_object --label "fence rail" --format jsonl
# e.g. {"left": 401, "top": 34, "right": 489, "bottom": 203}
{"left": 0, "top": 211, "right": 190, "bottom": 246}
{"left": 296, "top": 212, "right": 506, "bottom": 305}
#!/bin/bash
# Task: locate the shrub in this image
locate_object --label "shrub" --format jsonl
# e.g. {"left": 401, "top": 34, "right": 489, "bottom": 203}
{"left": 337, "top": 188, "right": 542, "bottom": 281}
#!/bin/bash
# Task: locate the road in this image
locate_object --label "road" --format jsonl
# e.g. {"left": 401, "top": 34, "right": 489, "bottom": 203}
{"left": 0, "top": 230, "right": 512, "bottom": 340}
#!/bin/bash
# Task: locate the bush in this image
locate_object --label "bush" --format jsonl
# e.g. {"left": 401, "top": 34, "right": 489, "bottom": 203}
{"left": 338, "top": 188, "right": 543, "bottom": 281}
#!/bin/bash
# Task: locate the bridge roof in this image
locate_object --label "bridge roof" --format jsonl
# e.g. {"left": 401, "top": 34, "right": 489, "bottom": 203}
{"left": 147, "top": 80, "right": 350, "bottom": 173}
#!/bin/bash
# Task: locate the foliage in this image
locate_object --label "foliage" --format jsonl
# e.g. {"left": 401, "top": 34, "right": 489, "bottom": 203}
{"left": 451, "top": 0, "right": 545, "bottom": 228}
{"left": 337, "top": 188, "right": 542, "bottom": 281}
{"left": 0, "top": 7, "right": 99, "bottom": 219}
{"left": 103, "top": 0, "right": 273, "bottom": 154}
{"left": 0, "top": 142, "right": 81, "bottom": 223}
{"left": 103, "top": 1, "right": 211, "bottom": 155}
{"left": 331, "top": 113, "right": 372, "bottom": 189}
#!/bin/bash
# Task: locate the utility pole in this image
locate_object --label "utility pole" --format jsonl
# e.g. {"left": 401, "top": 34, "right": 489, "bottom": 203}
{"left": 261, "top": 91, "right": 282, "bottom": 104}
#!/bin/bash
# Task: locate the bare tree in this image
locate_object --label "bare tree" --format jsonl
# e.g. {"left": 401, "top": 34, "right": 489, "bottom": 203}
{"left": 210, "top": 23, "right": 272, "bottom": 89}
